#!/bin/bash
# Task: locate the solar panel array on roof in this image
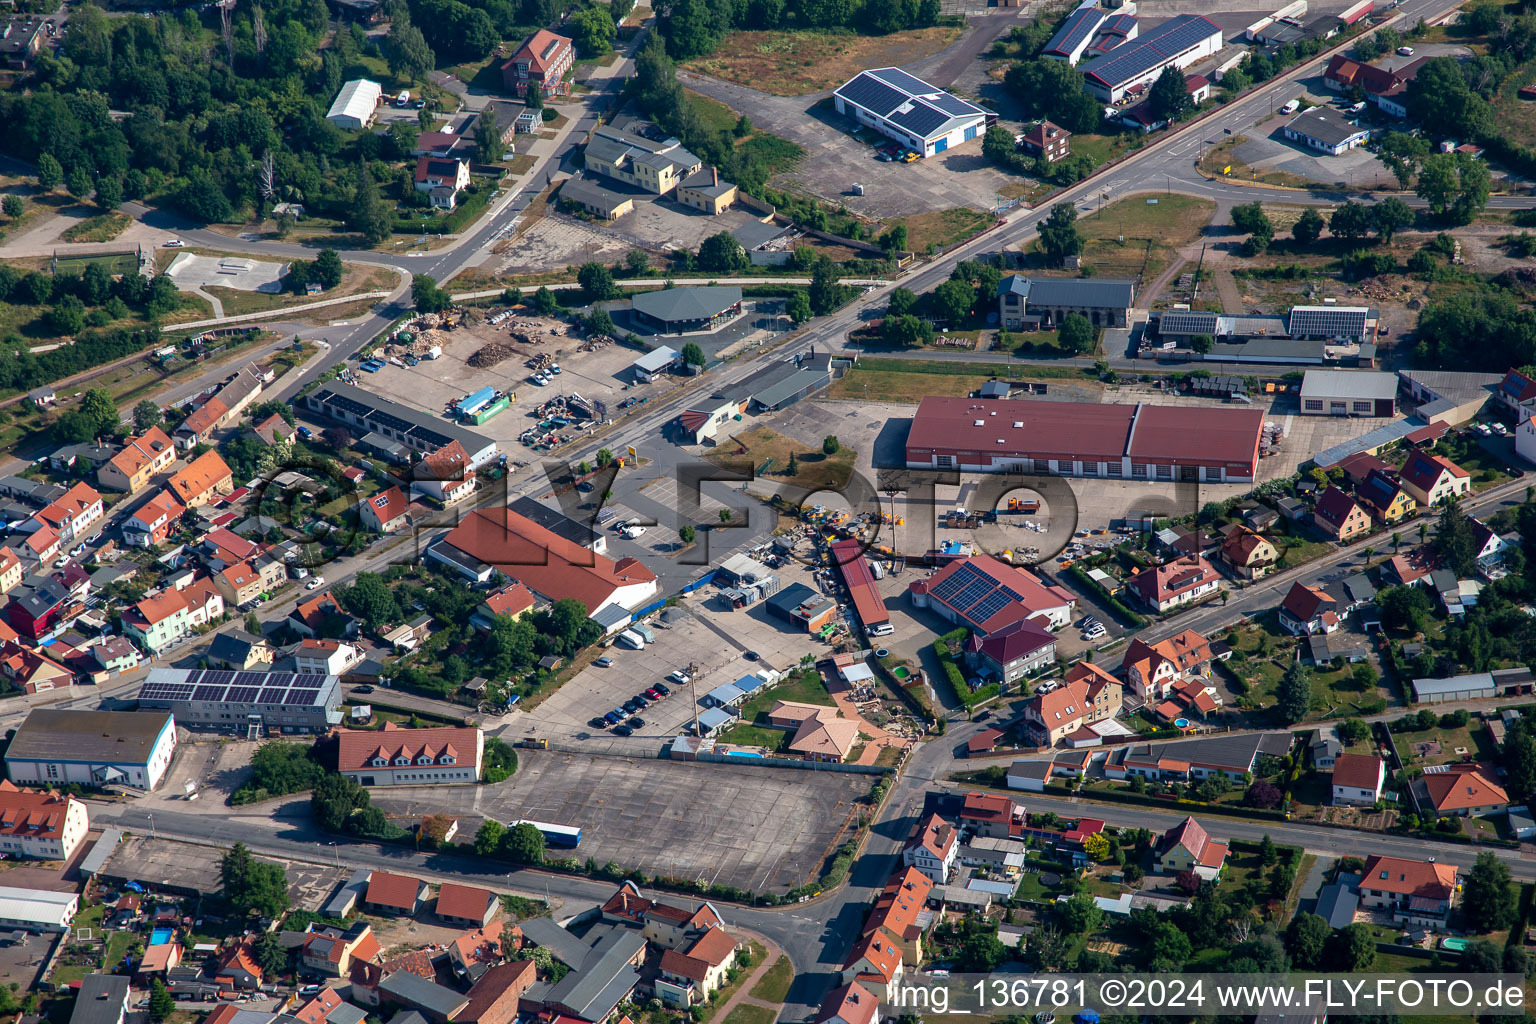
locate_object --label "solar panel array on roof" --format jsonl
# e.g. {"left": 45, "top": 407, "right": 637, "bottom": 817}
{"left": 1080, "top": 14, "right": 1219, "bottom": 88}
{"left": 1159, "top": 311, "right": 1221, "bottom": 336}
{"left": 834, "top": 67, "right": 989, "bottom": 144}
{"left": 836, "top": 75, "right": 907, "bottom": 118}
{"left": 137, "top": 669, "right": 338, "bottom": 708}
{"left": 1288, "top": 306, "right": 1369, "bottom": 337}
{"left": 869, "top": 66, "right": 937, "bottom": 95}
{"left": 1044, "top": 7, "right": 1106, "bottom": 55}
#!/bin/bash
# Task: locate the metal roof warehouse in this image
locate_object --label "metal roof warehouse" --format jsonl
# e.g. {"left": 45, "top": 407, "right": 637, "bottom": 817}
{"left": 833, "top": 67, "right": 990, "bottom": 157}
{"left": 631, "top": 286, "right": 743, "bottom": 334}
{"left": 904, "top": 396, "right": 1266, "bottom": 482}
{"left": 1077, "top": 14, "right": 1223, "bottom": 101}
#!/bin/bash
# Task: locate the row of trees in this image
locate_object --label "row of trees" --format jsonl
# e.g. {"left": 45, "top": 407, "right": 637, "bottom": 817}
{"left": 1229, "top": 198, "right": 1416, "bottom": 255}
{"left": 658, "top": 0, "right": 940, "bottom": 60}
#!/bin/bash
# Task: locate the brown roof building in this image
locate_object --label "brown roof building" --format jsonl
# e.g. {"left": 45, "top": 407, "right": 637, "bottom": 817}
{"left": 363, "top": 871, "right": 429, "bottom": 915}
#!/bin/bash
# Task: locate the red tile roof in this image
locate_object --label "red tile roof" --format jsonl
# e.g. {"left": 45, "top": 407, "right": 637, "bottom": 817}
{"left": 1281, "top": 581, "right": 1335, "bottom": 623}
{"left": 167, "top": 450, "right": 233, "bottom": 504}
{"left": 0, "top": 781, "right": 77, "bottom": 841}
{"left": 1128, "top": 556, "right": 1216, "bottom": 606}
{"left": 1313, "top": 486, "right": 1364, "bottom": 529}
{"left": 1424, "top": 766, "right": 1508, "bottom": 812}
{"left": 1331, "top": 752, "right": 1383, "bottom": 792}
{"left": 436, "top": 882, "right": 495, "bottom": 921}
{"left": 482, "top": 583, "right": 535, "bottom": 618}
{"left": 338, "top": 723, "right": 480, "bottom": 774}
{"left": 817, "top": 983, "right": 879, "bottom": 1024}
{"left": 365, "top": 871, "right": 426, "bottom": 911}
{"left": 1401, "top": 450, "right": 1469, "bottom": 495}
{"left": 1360, "top": 854, "right": 1457, "bottom": 898}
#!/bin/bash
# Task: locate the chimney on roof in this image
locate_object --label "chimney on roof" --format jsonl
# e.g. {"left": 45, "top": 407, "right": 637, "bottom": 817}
{"left": 712, "top": 166, "right": 718, "bottom": 187}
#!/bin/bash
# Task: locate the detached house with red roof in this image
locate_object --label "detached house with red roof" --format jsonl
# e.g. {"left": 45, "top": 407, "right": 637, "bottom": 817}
{"left": 1220, "top": 525, "right": 1278, "bottom": 579}
{"left": 409, "top": 441, "right": 477, "bottom": 506}
{"left": 499, "top": 29, "right": 574, "bottom": 97}
{"left": 360, "top": 486, "right": 411, "bottom": 534}
{"left": 0, "top": 781, "right": 89, "bottom": 860}
{"left": 1278, "top": 581, "right": 1339, "bottom": 636}
{"left": 0, "top": 547, "right": 20, "bottom": 597}
{"left": 841, "top": 929, "right": 903, "bottom": 999}
{"left": 26, "top": 482, "right": 104, "bottom": 544}
{"left": 415, "top": 157, "right": 471, "bottom": 210}
{"left": 960, "top": 791, "right": 1024, "bottom": 839}
{"left": 1359, "top": 855, "right": 1459, "bottom": 928}
{"left": 864, "top": 867, "right": 931, "bottom": 964}
{"left": 435, "top": 883, "right": 498, "bottom": 928}
{"left": 1312, "top": 486, "right": 1371, "bottom": 542}
{"left": 901, "top": 812, "right": 958, "bottom": 884}
{"left": 363, "top": 871, "right": 430, "bottom": 916}
{"left": 289, "top": 592, "right": 356, "bottom": 639}
{"left": 1356, "top": 469, "right": 1417, "bottom": 525}
{"left": 300, "top": 920, "right": 381, "bottom": 977}
{"left": 337, "top": 723, "right": 483, "bottom": 787}
{"left": 1156, "top": 815, "right": 1228, "bottom": 880}
{"left": 1120, "top": 629, "right": 1213, "bottom": 700}
{"left": 1400, "top": 450, "right": 1471, "bottom": 507}
{"left": 98, "top": 426, "right": 176, "bottom": 493}
{"left": 1331, "top": 752, "right": 1386, "bottom": 806}
{"left": 963, "top": 617, "right": 1056, "bottom": 685}
{"left": 654, "top": 926, "right": 740, "bottom": 1008}
{"left": 1423, "top": 764, "right": 1508, "bottom": 817}
{"left": 166, "top": 449, "right": 234, "bottom": 508}
{"left": 471, "top": 583, "right": 536, "bottom": 630}
{"left": 123, "top": 490, "right": 186, "bottom": 549}
{"left": 817, "top": 982, "right": 880, "bottom": 1024}
{"left": 1126, "top": 556, "right": 1219, "bottom": 613}
{"left": 215, "top": 940, "right": 264, "bottom": 989}
{"left": 1020, "top": 667, "right": 1122, "bottom": 746}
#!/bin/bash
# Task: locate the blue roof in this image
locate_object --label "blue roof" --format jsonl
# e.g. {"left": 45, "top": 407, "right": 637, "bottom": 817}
{"left": 1080, "top": 14, "right": 1221, "bottom": 89}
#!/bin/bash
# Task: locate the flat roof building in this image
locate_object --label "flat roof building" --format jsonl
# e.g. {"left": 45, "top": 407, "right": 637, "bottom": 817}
{"left": 905, "top": 396, "right": 1265, "bottom": 482}
{"left": 1077, "top": 15, "right": 1223, "bottom": 102}
{"left": 137, "top": 668, "right": 342, "bottom": 735}
{"left": 302, "top": 382, "right": 499, "bottom": 468}
{"left": 833, "top": 67, "right": 989, "bottom": 158}
{"left": 1299, "top": 370, "right": 1397, "bottom": 417}
{"left": 6, "top": 709, "right": 177, "bottom": 791}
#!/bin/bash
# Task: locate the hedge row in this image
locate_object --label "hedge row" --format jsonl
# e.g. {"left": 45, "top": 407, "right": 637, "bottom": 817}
{"left": 1068, "top": 566, "right": 1148, "bottom": 628}
{"left": 1046, "top": 782, "right": 1289, "bottom": 822}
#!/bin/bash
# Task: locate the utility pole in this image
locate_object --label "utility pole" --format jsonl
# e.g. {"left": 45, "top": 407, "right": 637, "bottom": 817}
{"left": 689, "top": 661, "right": 701, "bottom": 739}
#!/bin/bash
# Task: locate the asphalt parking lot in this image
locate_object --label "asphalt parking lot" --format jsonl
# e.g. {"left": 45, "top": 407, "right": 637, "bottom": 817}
{"left": 371, "top": 750, "right": 871, "bottom": 893}
{"left": 100, "top": 835, "right": 349, "bottom": 910}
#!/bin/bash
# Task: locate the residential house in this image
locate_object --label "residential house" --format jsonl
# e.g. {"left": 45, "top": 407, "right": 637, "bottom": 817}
{"left": 499, "top": 29, "right": 574, "bottom": 96}
{"left": 1126, "top": 556, "right": 1220, "bottom": 613}
{"left": 92, "top": 637, "right": 142, "bottom": 675}
{"left": 764, "top": 702, "right": 862, "bottom": 762}
{"left": 1423, "top": 765, "right": 1509, "bottom": 817}
{"left": 363, "top": 871, "right": 429, "bottom": 916}
{"left": 470, "top": 583, "right": 535, "bottom": 631}
{"left": 27, "top": 482, "right": 104, "bottom": 544}
{"left": 98, "top": 428, "right": 177, "bottom": 493}
{"left": 123, "top": 491, "right": 186, "bottom": 548}
{"left": 1018, "top": 121, "right": 1071, "bottom": 162}
{"left": 1312, "top": 486, "right": 1371, "bottom": 542}
{"left": 1358, "top": 855, "right": 1458, "bottom": 928}
{"left": 1331, "top": 752, "right": 1386, "bottom": 806}
{"left": 1219, "top": 525, "right": 1278, "bottom": 579}
{"left": 300, "top": 921, "right": 381, "bottom": 977}
{"left": 1020, "top": 665, "right": 1122, "bottom": 746}
{"left": 959, "top": 791, "right": 1023, "bottom": 839}
{"left": 654, "top": 927, "right": 739, "bottom": 1007}
{"left": 639, "top": 897, "right": 724, "bottom": 949}
{"left": 251, "top": 413, "right": 297, "bottom": 446}
{"left": 962, "top": 617, "right": 1056, "bottom": 685}
{"left": 840, "top": 929, "right": 903, "bottom": 999}
{"left": 18, "top": 526, "right": 61, "bottom": 567}
{"left": 435, "top": 883, "right": 497, "bottom": 928}
{"left": 1399, "top": 450, "right": 1472, "bottom": 507}
{"left": 457, "top": 960, "right": 537, "bottom": 1024}
{"left": 215, "top": 941, "right": 264, "bottom": 989}
{"left": 166, "top": 450, "right": 234, "bottom": 508}
{"left": 289, "top": 592, "right": 356, "bottom": 638}
{"left": 817, "top": 982, "right": 880, "bottom": 1024}
{"left": 1278, "top": 581, "right": 1339, "bottom": 636}
{"left": 0, "top": 640, "right": 73, "bottom": 694}
{"left": 1356, "top": 469, "right": 1416, "bottom": 525}
{"left": 360, "top": 487, "right": 411, "bottom": 533}
{"left": 408, "top": 441, "right": 477, "bottom": 506}
{"left": 0, "top": 547, "right": 20, "bottom": 596}
{"left": 582, "top": 125, "right": 702, "bottom": 195}
{"left": 0, "top": 782, "right": 90, "bottom": 860}
{"left": 901, "top": 812, "right": 958, "bottom": 884}
{"left": 70, "top": 977, "right": 129, "bottom": 1024}
{"left": 414, "top": 157, "right": 471, "bottom": 210}
{"left": 294, "top": 639, "right": 365, "bottom": 676}
{"left": 207, "top": 630, "right": 274, "bottom": 671}
{"left": 215, "top": 560, "right": 277, "bottom": 608}
{"left": 1120, "top": 630, "right": 1213, "bottom": 701}
{"left": 448, "top": 921, "right": 512, "bottom": 982}
{"left": 1155, "top": 815, "right": 1228, "bottom": 880}
{"left": 862, "top": 867, "right": 931, "bottom": 965}
{"left": 676, "top": 167, "right": 738, "bottom": 215}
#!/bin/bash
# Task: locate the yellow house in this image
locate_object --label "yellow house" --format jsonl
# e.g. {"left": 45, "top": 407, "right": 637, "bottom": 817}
{"left": 585, "top": 125, "right": 702, "bottom": 195}
{"left": 1156, "top": 815, "right": 1228, "bottom": 880}
{"left": 677, "top": 167, "right": 738, "bottom": 214}
{"left": 98, "top": 427, "right": 176, "bottom": 493}
{"left": 1357, "top": 470, "right": 1417, "bottom": 524}
{"left": 1219, "top": 526, "right": 1278, "bottom": 579}
{"left": 1400, "top": 450, "right": 1471, "bottom": 507}
{"left": 653, "top": 927, "right": 739, "bottom": 1007}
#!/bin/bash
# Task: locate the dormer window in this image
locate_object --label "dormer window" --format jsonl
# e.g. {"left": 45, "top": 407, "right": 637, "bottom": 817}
{"left": 371, "top": 757, "right": 387, "bottom": 767}
{"left": 416, "top": 755, "right": 432, "bottom": 765}
{"left": 439, "top": 755, "right": 455, "bottom": 765}
{"left": 393, "top": 756, "right": 410, "bottom": 766}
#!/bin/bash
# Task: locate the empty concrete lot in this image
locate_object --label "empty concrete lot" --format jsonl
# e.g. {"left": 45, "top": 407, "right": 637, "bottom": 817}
{"left": 372, "top": 752, "right": 868, "bottom": 893}
{"left": 167, "top": 253, "right": 287, "bottom": 292}
{"left": 101, "top": 836, "right": 349, "bottom": 909}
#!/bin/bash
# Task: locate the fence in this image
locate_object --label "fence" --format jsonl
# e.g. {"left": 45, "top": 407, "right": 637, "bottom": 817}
{"left": 688, "top": 750, "right": 891, "bottom": 774}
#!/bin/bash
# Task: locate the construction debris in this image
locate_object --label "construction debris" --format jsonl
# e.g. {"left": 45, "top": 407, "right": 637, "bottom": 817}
{"left": 468, "top": 342, "right": 517, "bottom": 368}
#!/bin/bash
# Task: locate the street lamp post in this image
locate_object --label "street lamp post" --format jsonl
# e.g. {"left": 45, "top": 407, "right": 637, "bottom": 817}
{"left": 147, "top": 814, "right": 155, "bottom": 839}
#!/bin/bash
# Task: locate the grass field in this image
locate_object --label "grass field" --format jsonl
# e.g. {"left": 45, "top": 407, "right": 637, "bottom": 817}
{"left": 60, "top": 211, "right": 131, "bottom": 243}
{"left": 894, "top": 207, "right": 991, "bottom": 252}
{"left": 681, "top": 26, "right": 962, "bottom": 95}
{"left": 828, "top": 357, "right": 1093, "bottom": 402}
{"left": 1070, "top": 194, "right": 1215, "bottom": 282}
{"left": 53, "top": 250, "right": 141, "bottom": 276}
{"left": 686, "top": 89, "right": 805, "bottom": 177}
{"left": 748, "top": 955, "right": 794, "bottom": 1003}
{"left": 708, "top": 424, "right": 856, "bottom": 493}
{"left": 719, "top": 1006, "right": 776, "bottom": 1024}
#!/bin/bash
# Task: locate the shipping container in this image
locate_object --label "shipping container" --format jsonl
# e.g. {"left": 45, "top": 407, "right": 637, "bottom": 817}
{"left": 468, "top": 394, "right": 509, "bottom": 425}
{"left": 1338, "top": 0, "right": 1372, "bottom": 24}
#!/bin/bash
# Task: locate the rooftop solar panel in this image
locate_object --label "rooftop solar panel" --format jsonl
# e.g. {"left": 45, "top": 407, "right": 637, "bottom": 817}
{"left": 205, "top": 670, "right": 235, "bottom": 686}
{"left": 930, "top": 93, "right": 983, "bottom": 116}
{"left": 258, "top": 687, "right": 288, "bottom": 704}
{"left": 1081, "top": 14, "right": 1219, "bottom": 88}
{"left": 192, "top": 685, "right": 225, "bottom": 702}
{"left": 285, "top": 689, "right": 320, "bottom": 705}
{"left": 295, "top": 674, "right": 326, "bottom": 687}
{"left": 1160, "top": 312, "right": 1221, "bottom": 335}
{"left": 931, "top": 563, "right": 982, "bottom": 603}
{"left": 868, "top": 66, "right": 938, "bottom": 96}
{"left": 836, "top": 74, "right": 908, "bottom": 118}
{"left": 892, "top": 101, "right": 951, "bottom": 138}
{"left": 1044, "top": 7, "right": 1105, "bottom": 54}
{"left": 228, "top": 686, "right": 262, "bottom": 704}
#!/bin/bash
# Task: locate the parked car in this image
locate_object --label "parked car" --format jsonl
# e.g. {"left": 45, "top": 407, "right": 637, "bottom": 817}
{"left": 163, "top": 239, "right": 184, "bottom": 247}
{"left": 354, "top": 685, "right": 374, "bottom": 694}
{"left": 627, "top": 717, "right": 644, "bottom": 727}
{"left": 743, "top": 650, "right": 760, "bottom": 661}
{"left": 632, "top": 694, "right": 650, "bottom": 707}
{"left": 1397, "top": 45, "right": 1414, "bottom": 55}
{"left": 604, "top": 711, "right": 621, "bottom": 725}
{"left": 624, "top": 526, "right": 647, "bottom": 539}
{"left": 306, "top": 576, "right": 325, "bottom": 590}
{"left": 589, "top": 717, "right": 608, "bottom": 729}
{"left": 652, "top": 682, "right": 670, "bottom": 696}
{"left": 612, "top": 724, "right": 633, "bottom": 736}
{"left": 594, "top": 656, "right": 613, "bottom": 667}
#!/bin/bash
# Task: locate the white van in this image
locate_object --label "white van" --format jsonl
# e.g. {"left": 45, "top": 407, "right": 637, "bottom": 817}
{"left": 615, "top": 629, "right": 646, "bottom": 650}
{"left": 1279, "top": 99, "right": 1300, "bottom": 115}
{"left": 868, "top": 623, "right": 895, "bottom": 637}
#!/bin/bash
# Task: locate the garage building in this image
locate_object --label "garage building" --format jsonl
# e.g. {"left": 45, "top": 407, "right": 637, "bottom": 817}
{"left": 833, "top": 67, "right": 989, "bottom": 157}
{"left": 904, "top": 396, "right": 1265, "bottom": 482}
{"left": 1299, "top": 370, "right": 1397, "bottom": 417}
{"left": 1282, "top": 107, "right": 1370, "bottom": 156}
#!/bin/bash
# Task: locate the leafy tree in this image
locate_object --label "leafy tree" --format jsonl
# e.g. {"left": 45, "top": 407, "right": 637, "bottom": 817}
{"left": 1461, "top": 852, "right": 1516, "bottom": 931}
{"left": 1408, "top": 57, "right": 1492, "bottom": 141}
{"left": 570, "top": 6, "right": 617, "bottom": 54}
{"left": 626, "top": 249, "right": 649, "bottom": 274}
{"left": 240, "top": 742, "right": 323, "bottom": 799}
{"left": 2, "top": 195, "right": 21, "bottom": 218}
{"left": 1292, "top": 208, "right": 1325, "bottom": 245}
{"left": 503, "top": 821, "right": 547, "bottom": 863}
{"left": 1232, "top": 201, "right": 1273, "bottom": 253}
{"left": 412, "top": 274, "right": 451, "bottom": 313}
{"left": 1004, "top": 58, "right": 1102, "bottom": 133}
{"left": 1377, "top": 131, "right": 1430, "bottom": 188}
{"left": 1378, "top": 584, "right": 1431, "bottom": 632}
{"left": 1327, "top": 923, "right": 1377, "bottom": 971}
{"left": 698, "top": 231, "right": 748, "bottom": 272}
{"left": 680, "top": 524, "right": 696, "bottom": 543}
{"left": 176, "top": 175, "right": 233, "bottom": 223}
{"left": 95, "top": 175, "right": 123, "bottom": 210}
{"left": 1148, "top": 64, "right": 1193, "bottom": 123}
{"left": 578, "top": 261, "right": 620, "bottom": 301}
{"left": 148, "top": 980, "right": 175, "bottom": 1024}
{"left": 526, "top": 81, "right": 544, "bottom": 112}
{"left": 312, "top": 249, "right": 344, "bottom": 290}
{"left": 960, "top": 932, "right": 1007, "bottom": 971}
{"left": 1058, "top": 312, "right": 1094, "bottom": 354}
{"left": 1434, "top": 499, "right": 1478, "bottom": 574}
{"left": 385, "top": 23, "right": 435, "bottom": 82}
{"left": 808, "top": 255, "right": 844, "bottom": 315}
{"left": 1058, "top": 892, "right": 1103, "bottom": 934}
{"left": 482, "top": 738, "right": 518, "bottom": 783}
{"left": 1416, "top": 152, "right": 1490, "bottom": 222}
{"left": 252, "top": 930, "right": 287, "bottom": 975}
{"left": 1038, "top": 202, "right": 1083, "bottom": 265}
{"left": 220, "top": 841, "right": 290, "bottom": 918}
{"left": 475, "top": 107, "right": 503, "bottom": 164}
{"left": 474, "top": 820, "right": 506, "bottom": 856}
{"left": 349, "top": 165, "right": 393, "bottom": 245}
{"left": 822, "top": 435, "right": 840, "bottom": 456}
{"left": 878, "top": 224, "right": 909, "bottom": 252}
{"left": 1260, "top": 834, "right": 1277, "bottom": 865}
{"left": 786, "top": 290, "right": 812, "bottom": 324}
{"left": 887, "top": 287, "right": 919, "bottom": 318}
{"left": 1245, "top": 781, "right": 1282, "bottom": 808}
{"left": 48, "top": 297, "right": 86, "bottom": 336}
{"left": 1339, "top": 718, "right": 1371, "bottom": 744}
{"left": 338, "top": 572, "right": 400, "bottom": 628}
{"left": 1285, "top": 911, "right": 1331, "bottom": 969}
{"left": 311, "top": 774, "right": 371, "bottom": 832}
{"left": 1277, "top": 660, "right": 1312, "bottom": 725}
{"left": 881, "top": 314, "right": 931, "bottom": 347}
{"left": 1191, "top": 333, "right": 1214, "bottom": 354}
{"left": 1504, "top": 718, "right": 1536, "bottom": 800}
{"left": 1371, "top": 197, "right": 1414, "bottom": 242}
{"left": 928, "top": 278, "right": 974, "bottom": 325}
{"left": 532, "top": 286, "right": 561, "bottom": 314}
{"left": 681, "top": 341, "right": 706, "bottom": 366}
{"left": 37, "top": 154, "right": 62, "bottom": 191}
{"left": 585, "top": 307, "right": 615, "bottom": 337}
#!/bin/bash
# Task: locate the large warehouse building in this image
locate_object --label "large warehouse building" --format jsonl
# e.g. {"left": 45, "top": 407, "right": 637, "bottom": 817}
{"left": 904, "top": 397, "right": 1266, "bottom": 482}
{"left": 5, "top": 709, "right": 177, "bottom": 790}
{"left": 136, "top": 668, "right": 343, "bottom": 735}
{"left": 631, "top": 286, "right": 744, "bottom": 334}
{"left": 1078, "top": 14, "right": 1223, "bottom": 102}
{"left": 302, "top": 382, "right": 500, "bottom": 468}
{"left": 833, "top": 67, "right": 990, "bottom": 157}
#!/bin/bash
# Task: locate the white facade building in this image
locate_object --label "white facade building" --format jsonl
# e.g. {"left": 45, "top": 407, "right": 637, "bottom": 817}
{"left": 327, "top": 79, "right": 383, "bottom": 130}
{"left": 833, "top": 68, "right": 988, "bottom": 158}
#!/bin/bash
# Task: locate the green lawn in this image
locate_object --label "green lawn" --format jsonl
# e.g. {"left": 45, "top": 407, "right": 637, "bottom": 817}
{"left": 738, "top": 669, "right": 833, "bottom": 719}
{"left": 716, "top": 723, "right": 792, "bottom": 751}
{"left": 720, "top": 1007, "right": 776, "bottom": 1024}
{"left": 1396, "top": 719, "right": 1495, "bottom": 767}
{"left": 103, "top": 929, "right": 136, "bottom": 971}
{"left": 748, "top": 956, "right": 794, "bottom": 1003}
